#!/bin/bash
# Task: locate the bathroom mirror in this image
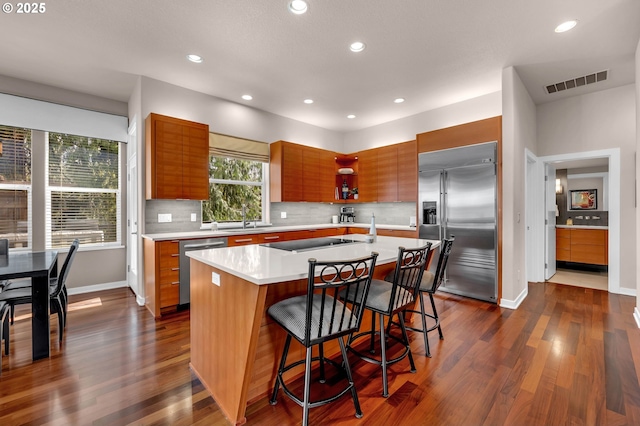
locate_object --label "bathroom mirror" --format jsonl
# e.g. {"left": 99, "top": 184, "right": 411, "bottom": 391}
{"left": 567, "top": 172, "right": 608, "bottom": 211}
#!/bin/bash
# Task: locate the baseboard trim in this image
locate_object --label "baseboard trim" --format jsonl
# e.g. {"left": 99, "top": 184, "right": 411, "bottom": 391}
{"left": 634, "top": 307, "right": 640, "bottom": 329}
{"left": 67, "top": 281, "right": 128, "bottom": 296}
{"left": 616, "top": 287, "right": 637, "bottom": 297}
{"left": 499, "top": 286, "right": 528, "bottom": 310}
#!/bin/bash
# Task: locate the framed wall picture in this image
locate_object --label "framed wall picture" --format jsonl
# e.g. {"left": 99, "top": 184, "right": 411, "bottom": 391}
{"left": 569, "top": 189, "right": 597, "bottom": 210}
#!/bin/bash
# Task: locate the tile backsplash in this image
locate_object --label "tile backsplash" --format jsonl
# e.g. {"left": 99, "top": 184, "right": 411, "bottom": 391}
{"left": 270, "top": 202, "right": 417, "bottom": 227}
{"left": 144, "top": 200, "right": 419, "bottom": 234}
{"left": 145, "top": 199, "right": 202, "bottom": 234}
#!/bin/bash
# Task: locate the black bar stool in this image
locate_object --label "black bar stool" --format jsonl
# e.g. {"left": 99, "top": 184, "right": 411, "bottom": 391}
{"left": 399, "top": 237, "right": 455, "bottom": 357}
{"left": 343, "top": 243, "right": 431, "bottom": 397}
{"left": 269, "top": 252, "right": 378, "bottom": 426}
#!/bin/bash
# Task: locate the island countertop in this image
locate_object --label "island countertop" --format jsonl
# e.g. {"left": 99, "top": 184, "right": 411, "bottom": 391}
{"left": 187, "top": 233, "right": 439, "bottom": 285}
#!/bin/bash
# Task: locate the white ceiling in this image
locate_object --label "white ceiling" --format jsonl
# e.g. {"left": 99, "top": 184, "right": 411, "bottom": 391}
{"left": 1, "top": 0, "right": 638, "bottom": 132}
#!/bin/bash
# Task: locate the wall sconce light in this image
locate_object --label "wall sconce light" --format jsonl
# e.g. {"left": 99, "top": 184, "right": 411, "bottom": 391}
{"left": 555, "top": 178, "right": 563, "bottom": 194}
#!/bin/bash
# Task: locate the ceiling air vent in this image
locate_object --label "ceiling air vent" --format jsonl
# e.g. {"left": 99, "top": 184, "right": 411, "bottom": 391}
{"left": 545, "top": 70, "right": 608, "bottom": 94}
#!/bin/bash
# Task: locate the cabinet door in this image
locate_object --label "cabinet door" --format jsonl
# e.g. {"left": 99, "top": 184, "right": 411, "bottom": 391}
{"left": 182, "top": 125, "right": 210, "bottom": 200}
{"left": 357, "top": 149, "right": 377, "bottom": 202}
{"left": 302, "top": 147, "right": 321, "bottom": 202}
{"left": 397, "top": 141, "right": 418, "bottom": 201}
{"left": 377, "top": 145, "right": 398, "bottom": 202}
{"left": 153, "top": 119, "right": 184, "bottom": 199}
{"left": 283, "top": 143, "right": 304, "bottom": 201}
{"left": 319, "top": 150, "right": 337, "bottom": 202}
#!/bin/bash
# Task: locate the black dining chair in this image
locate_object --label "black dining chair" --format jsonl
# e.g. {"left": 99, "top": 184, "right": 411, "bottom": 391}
{"left": 0, "top": 239, "right": 79, "bottom": 341}
{"left": 268, "top": 252, "right": 378, "bottom": 426}
{"left": 396, "top": 237, "right": 455, "bottom": 357}
{"left": 343, "top": 243, "right": 431, "bottom": 397}
{"left": 0, "top": 301, "right": 9, "bottom": 374}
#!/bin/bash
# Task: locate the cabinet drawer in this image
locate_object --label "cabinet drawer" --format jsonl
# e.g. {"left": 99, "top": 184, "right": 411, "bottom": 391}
{"left": 159, "top": 281, "right": 180, "bottom": 308}
{"left": 556, "top": 238, "right": 571, "bottom": 251}
{"left": 377, "top": 229, "right": 418, "bottom": 238}
{"left": 571, "top": 245, "right": 606, "bottom": 265}
{"left": 571, "top": 229, "right": 606, "bottom": 245}
{"left": 556, "top": 228, "right": 571, "bottom": 239}
{"left": 158, "top": 241, "right": 180, "bottom": 267}
{"left": 556, "top": 248, "right": 571, "bottom": 262}
{"left": 228, "top": 235, "right": 259, "bottom": 246}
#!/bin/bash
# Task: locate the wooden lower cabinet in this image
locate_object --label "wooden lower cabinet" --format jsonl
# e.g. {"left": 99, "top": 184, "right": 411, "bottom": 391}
{"left": 556, "top": 228, "right": 607, "bottom": 265}
{"left": 556, "top": 228, "right": 571, "bottom": 262}
{"left": 144, "top": 239, "right": 180, "bottom": 317}
{"left": 377, "top": 228, "right": 418, "bottom": 238}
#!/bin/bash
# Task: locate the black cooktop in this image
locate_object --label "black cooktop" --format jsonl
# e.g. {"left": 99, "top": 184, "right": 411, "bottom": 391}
{"left": 261, "top": 237, "right": 362, "bottom": 253}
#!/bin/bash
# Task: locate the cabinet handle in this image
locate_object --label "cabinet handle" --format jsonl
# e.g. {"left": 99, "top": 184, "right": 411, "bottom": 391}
{"left": 171, "top": 254, "right": 179, "bottom": 257}
{"left": 234, "top": 238, "right": 253, "bottom": 243}
{"left": 263, "top": 236, "right": 280, "bottom": 240}
{"left": 171, "top": 267, "right": 179, "bottom": 271}
{"left": 171, "top": 281, "right": 179, "bottom": 285}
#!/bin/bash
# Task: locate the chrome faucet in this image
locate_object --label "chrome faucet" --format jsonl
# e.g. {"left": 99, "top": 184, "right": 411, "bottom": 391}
{"left": 241, "top": 204, "right": 256, "bottom": 229}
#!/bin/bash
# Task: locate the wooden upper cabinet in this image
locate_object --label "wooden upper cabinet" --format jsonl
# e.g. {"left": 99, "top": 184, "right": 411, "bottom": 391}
{"left": 270, "top": 141, "right": 303, "bottom": 202}
{"left": 318, "top": 149, "right": 337, "bottom": 202}
{"left": 271, "top": 141, "right": 337, "bottom": 203}
{"left": 357, "top": 148, "right": 377, "bottom": 202}
{"left": 377, "top": 145, "right": 398, "bottom": 202}
{"left": 146, "top": 113, "right": 209, "bottom": 200}
{"left": 397, "top": 141, "right": 418, "bottom": 202}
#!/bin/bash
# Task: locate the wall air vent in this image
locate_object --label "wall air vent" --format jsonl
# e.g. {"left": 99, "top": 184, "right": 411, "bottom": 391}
{"left": 545, "top": 70, "right": 608, "bottom": 94}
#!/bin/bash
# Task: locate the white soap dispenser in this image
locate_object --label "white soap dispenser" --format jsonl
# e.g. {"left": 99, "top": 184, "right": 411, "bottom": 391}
{"left": 369, "top": 213, "right": 377, "bottom": 242}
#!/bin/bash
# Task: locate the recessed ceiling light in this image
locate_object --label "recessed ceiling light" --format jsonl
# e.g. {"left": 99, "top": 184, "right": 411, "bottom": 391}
{"left": 288, "top": 0, "right": 308, "bottom": 14}
{"left": 303, "top": 99, "right": 314, "bottom": 104}
{"left": 187, "top": 54, "right": 203, "bottom": 63}
{"left": 555, "top": 20, "right": 578, "bottom": 33}
{"left": 242, "top": 94, "right": 253, "bottom": 100}
{"left": 347, "top": 114, "right": 356, "bottom": 119}
{"left": 349, "top": 42, "right": 366, "bottom": 53}
{"left": 394, "top": 98, "right": 405, "bottom": 103}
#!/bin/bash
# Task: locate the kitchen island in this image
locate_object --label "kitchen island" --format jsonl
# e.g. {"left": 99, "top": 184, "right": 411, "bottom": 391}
{"left": 187, "top": 234, "right": 438, "bottom": 425}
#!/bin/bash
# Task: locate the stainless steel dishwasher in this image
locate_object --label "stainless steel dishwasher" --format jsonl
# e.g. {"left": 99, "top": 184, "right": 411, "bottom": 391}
{"left": 179, "top": 237, "right": 228, "bottom": 305}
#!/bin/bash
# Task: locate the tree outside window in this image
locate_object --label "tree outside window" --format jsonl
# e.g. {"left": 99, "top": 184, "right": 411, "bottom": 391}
{"left": 202, "top": 157, "right": 265, "bottom": 223}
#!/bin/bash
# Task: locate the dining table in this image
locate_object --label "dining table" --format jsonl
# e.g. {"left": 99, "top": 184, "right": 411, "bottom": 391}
{"left": 0, "top": 250, "right": 58, "bottom": 360}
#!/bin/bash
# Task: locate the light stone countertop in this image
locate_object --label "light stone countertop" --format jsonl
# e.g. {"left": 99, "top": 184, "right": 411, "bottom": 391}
{"left": 186, "top": 234, "right": 438, "bottom": 285}
{"left": 555, "top": 225, "right": 608, "bottom": 230}
{"left": 142, "top": 223, "right": 417, "bottom": 241}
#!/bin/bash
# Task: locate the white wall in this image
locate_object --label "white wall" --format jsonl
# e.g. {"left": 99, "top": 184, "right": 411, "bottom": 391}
{"left": 537, "top": 84, "right": 637, "bottom": 292}
{"left": 0, "top": 74, "right": 127, "bottom": 116}
{"left": 635, "top": 39, "right": 640, "bottom": 325}
{"left": 140, "top": 77, "right": 343, "bottom": 152}
{"left": 501, "top": 67, "right": 538, "bottom": 306}
{"left": 342, "top": 91, "right": 502, "bottom": 152}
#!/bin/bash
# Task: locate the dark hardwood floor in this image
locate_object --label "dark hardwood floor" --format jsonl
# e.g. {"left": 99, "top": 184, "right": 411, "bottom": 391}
{"left": 1, "top": 282, "right": 639, "bottom": 425}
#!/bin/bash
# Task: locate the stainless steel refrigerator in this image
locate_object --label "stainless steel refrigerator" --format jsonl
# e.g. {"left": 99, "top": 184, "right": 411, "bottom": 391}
{"left": 418, "top": 142, "right": 497, "bottom": 302}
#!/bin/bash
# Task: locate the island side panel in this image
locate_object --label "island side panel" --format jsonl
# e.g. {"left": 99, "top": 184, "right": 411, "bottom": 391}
{"left": 189, "top": 259, "right": 267, "bottom": 425}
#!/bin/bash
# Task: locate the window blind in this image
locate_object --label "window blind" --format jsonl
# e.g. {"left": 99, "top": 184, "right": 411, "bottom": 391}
{"left": 46, "top": 132, "right": 121, "bottom": 248}
{"left": 0, "top": 93, "right": 128, "bottom": 143}
{"left": 209, "top": 133, "right": 269, "bottom": 162}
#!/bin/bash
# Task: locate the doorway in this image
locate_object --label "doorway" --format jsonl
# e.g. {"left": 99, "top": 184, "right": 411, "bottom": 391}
{"left": 537, "top": 148, "right": 621, "bottom": 293}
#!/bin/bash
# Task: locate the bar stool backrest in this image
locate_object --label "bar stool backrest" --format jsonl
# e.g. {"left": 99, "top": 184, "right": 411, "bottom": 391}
{"left": 426, "top": 237, "right": 455, "bottom": 294}
{"left": 387, "top": 243, "right": 432, "bottom": 314}
{"left": 304, "top": 252, "right": 378, "bottom": 347}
